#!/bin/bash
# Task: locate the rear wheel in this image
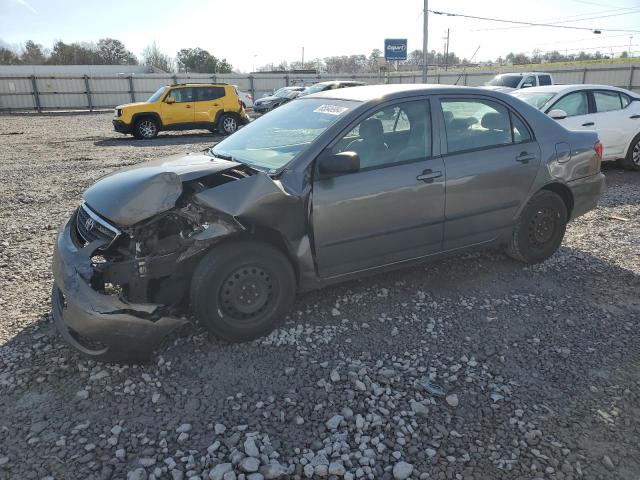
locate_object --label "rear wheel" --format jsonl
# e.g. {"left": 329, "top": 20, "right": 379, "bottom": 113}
{"left": 218, "top": 113, "right": 239, "bottom": 135}
{"left": 506, "top": 190, "right": 567, "bottom": 264}
{"left": 620, "top": 133, "right": 640, "bottom": 171}
{"left": 133, "top": 117, "right": 159, "bottom": 139}
{"left": 190, "top": 240, "right": 296, "bottom": 342}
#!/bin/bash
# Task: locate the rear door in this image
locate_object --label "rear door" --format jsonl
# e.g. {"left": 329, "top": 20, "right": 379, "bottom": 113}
{"left": 194, "top": 86, "right": 226, "bottom": 124}
{"left": 438, "top": 96, "right": 541, "bottom": 250}
{"left": 160, "top": 87, "right": 195, "bottom": 125}
{"left": 312, "top": 98, "right": 446, "bottom": 277}
{"left": 590, "top": 89, "right": 639, "bottom": 159}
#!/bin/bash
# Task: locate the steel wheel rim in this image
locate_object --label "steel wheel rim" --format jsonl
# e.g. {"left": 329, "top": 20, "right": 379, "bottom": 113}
{"left": 528, "top": 207, "right": 557, "bottom": 247}
{"left": 633, "top": 141, "right": 640, "bottom": 166}
{"left": 219, "top": 266, "right": 273, "bottom": 321}
{"left": 139, "top": 120, "right": 156, "bottom": 138}
{"left": 223, "top": 117, "right": 237, "bottom": 133}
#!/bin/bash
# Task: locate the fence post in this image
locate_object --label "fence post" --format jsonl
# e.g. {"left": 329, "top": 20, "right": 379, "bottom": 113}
{"left": 30, "top": 75, "right": 41, "bottom": 113}
{"left": 172, "top": 75, "right": 178, "bottom": 85}
{"left": 83, "top": 75, "right": 93, "bottom": 112}
{"left": 127, "top": 75, "right": 135, "bottom": 102}
{"left": 582, "top": 67, "right": 587, "bottom": 84}
{"left": 285, "top": 74, "right": 290, "bottom": 87}
{"left": 249, "top": 75, "right": 255, "bottom": 101}
{"left": 628, "top": 65, "right": 635, "bottom": 90}
{"left": 463, "top": 73, "right": 468, "bottom": 86}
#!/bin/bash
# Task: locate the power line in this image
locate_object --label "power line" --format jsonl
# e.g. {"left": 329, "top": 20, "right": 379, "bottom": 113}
{"left": 473, "top": 8, "right": 640, "bottom": 32}
{"left": 428, "top": 9, "right": 640, "bottom": 33}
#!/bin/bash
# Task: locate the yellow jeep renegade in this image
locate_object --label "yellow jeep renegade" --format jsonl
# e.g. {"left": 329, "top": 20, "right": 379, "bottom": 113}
{"left": 112, "top": 83, "right": 250, "bottom": 139}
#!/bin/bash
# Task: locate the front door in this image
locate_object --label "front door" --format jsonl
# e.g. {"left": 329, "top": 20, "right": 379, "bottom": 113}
{"left": 438, "top": 96, "right": 541, "bottom": 250}
{"left": 312, "top": 98, "right": 445, "bottom": 277}
{"left": 547, "top": 90, "right": 596, "bottom": 135}
{"left": 590, "top": 89, "right": 639, "bottom": 159}
{"left": 160, "top": 87, "right": 195, "bottom": 125}
{"left": 194, "top": 86, "right": 226, "bottom": 124}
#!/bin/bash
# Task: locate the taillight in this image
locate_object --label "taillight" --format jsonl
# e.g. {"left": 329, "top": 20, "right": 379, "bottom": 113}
{"left": 593, "top": 140, "right": 603, "bottom": 173}
{"left": 594, "top": 140, "right": 603, "bottom": 159}
{"left": 248, "top": 94, "right": 253, "bottom": 101}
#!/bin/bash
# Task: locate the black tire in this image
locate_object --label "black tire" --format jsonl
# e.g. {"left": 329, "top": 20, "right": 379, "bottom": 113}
{"left": 133, "top": 117, "right": 159, "bottom": 139}
{"left": 218, "top": 113, "right": 239, "bottom": 135}
{"left": 190, "top": 240, "right": 296, "bottom": 342}
{"left": 619, "top": 133, "right": 640, "bottom": 171}
{"left": 506, "top": 190, "right": 568, "bottom": 264}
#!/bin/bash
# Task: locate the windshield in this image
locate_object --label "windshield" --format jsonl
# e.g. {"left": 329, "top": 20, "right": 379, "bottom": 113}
{"left": 274, "top": 89, "right": 291, "bottom": 98}
{"left": 511, "top": 91, "right": 556, "bottom": 109}
{"left": 305, "top": 83, "right": 330, "bottom": 94}
{"left": 488, "top": 75, "right": 522, "bottom": 88}
{"left": 147, "top": 86, "right": 168, "bottom": 102}
{"left": 210, "top": 98, "right": 358, "bottom": 172}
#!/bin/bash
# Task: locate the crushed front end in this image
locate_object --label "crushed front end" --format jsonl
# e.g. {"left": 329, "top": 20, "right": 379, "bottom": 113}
{"left": 51, "top": 204, "right": 198, "bottom": 362}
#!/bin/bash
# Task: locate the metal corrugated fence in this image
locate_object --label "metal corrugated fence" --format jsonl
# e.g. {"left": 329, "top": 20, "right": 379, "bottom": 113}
{"left": 0, "top": 64, "right": 638, "bottom": 112}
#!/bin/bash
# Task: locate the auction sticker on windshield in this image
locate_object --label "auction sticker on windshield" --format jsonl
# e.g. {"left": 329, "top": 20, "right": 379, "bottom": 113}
{"left": 313, "top": 104, "right": 349, "bottom": 115}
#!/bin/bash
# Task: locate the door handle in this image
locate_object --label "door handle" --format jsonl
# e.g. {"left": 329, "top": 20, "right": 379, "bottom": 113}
{"left": 416, "top": 169, "right": 442, "bottom": 183}
{"left": 630, "top": 114, "right": 640, "bottom": 119}
{"left": 213, "top": 103, "right": 221, "bottom": 107}
{"left": 581, "top": 122, "right": 594, "bottom": 126}
{"left": 185, "top": 104, "right": 192, "bottom": 108}
{"left": 516, "top": 152, "right": 536, "bottom": 164}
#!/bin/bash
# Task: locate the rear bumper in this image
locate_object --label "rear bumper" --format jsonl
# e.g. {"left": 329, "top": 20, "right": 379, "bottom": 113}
{"left": 51, "top": 218, "right": 188, "bottom": 362}
{"left": 112, "top": 119, "right": 132, "bottom": 134}
{"left": 567, "top": 172, "right": 606, "bottom": 220}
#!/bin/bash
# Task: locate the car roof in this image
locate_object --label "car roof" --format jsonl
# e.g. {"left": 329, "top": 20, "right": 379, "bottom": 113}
{"left": 305, "top": 83, "right": 489, "bottom": 102}
{"left": 510, "top": 84, "right": 639, "bottom": 96}
{"left": 496, "top": 72, "right": 551, "bottom": 76}
{"left": 171, "top": 83, "right": 229, "bottom": 87}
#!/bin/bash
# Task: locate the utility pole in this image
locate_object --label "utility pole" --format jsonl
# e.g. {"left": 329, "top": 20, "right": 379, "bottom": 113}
{"left": 301, "top": 47, "right": 305, "bottom": 68}
{"left": 422, "top": 0, "right": 428, "bottom": 83}
{"left": 444, "top": 28, "right": 450, "bottom": 71}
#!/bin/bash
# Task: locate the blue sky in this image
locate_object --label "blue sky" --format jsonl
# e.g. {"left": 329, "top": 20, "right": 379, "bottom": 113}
{"left": 1, "top": 0, "right": 639, "bottom": 71}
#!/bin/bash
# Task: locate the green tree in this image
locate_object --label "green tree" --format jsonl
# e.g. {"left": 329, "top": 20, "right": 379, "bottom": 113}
{"left": 97, "top": 38, "right": 137, "bottom": 65}
{"left": 176, "top": 47, "right": 232, "bottom": 73}
{"left": 21, "top": 40, "right": 46, "bottom": 64}
{"left": 48, "top": 40, "right": 100, "bottom": 64}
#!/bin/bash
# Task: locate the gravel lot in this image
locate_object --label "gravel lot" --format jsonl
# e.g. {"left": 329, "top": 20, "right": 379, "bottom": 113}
{"left": 0, "top": 112, "right": 639, "bottom": 480}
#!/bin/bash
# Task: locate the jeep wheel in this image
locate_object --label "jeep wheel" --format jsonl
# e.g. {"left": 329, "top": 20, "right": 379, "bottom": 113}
{"left": 190, "top": 240, "right": 296, "bottom": 342}
{"left": 506, "top": 190, "right": 567, "bottom": 264}
{"left": 218, "top": 113, "right": 239, "bottom": 135}
{"left": 134, "top": 117, "right": 159, "bottom": 139}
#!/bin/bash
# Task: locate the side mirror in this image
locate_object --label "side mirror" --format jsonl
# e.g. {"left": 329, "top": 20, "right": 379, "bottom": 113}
{"left": 548, "top": 109, "right": 568, "bottom": 120}
{"left": 318, "top": 151, "right": 360, "bottom": 176}
{"left": 165, "top": 96, "right": 175, "bottom": 104}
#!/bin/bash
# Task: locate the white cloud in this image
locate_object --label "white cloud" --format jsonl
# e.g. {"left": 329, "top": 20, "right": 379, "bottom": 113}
{"left": 16, "top": 0, "right": 38, "bottom": 14}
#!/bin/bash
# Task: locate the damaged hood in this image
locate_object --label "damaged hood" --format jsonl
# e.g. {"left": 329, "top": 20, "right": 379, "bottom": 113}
{"left": 83, "top": 153, "right": 241, "bottom": 227}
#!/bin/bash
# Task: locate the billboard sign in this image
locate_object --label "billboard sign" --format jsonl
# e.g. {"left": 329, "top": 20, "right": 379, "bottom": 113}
{"left": 384, "top": 39, "right": 408, "bottom": 61}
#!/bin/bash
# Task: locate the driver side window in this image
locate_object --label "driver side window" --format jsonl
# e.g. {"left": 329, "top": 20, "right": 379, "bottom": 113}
{"left": 333, "top": 100, "right": 432, "bottom": 170}
{"left": 166, "top": 88, "right": 193, "bottom": 103}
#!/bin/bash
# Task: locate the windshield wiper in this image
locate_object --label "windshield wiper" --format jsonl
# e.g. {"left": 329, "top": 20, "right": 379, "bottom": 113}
{"left": 210, "top": 150, "right": 235, "bottom": 161}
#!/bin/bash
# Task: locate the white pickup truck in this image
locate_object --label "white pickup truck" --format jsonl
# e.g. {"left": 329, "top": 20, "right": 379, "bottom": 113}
{"left": 483, "top": 72, "right": 554, "bottom": 92}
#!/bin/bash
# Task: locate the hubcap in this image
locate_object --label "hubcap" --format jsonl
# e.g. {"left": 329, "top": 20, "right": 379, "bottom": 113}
{"left": 223, "top": 117, "right": 237, "bottom": 133}
{"left": 633, "top": 141, "right": 640, "bottom": 166}
{"left": 220, "top": 266, "right": 272, "bottom": 320}
{"left": 528, "top": 207, "right": 557, "bottom": 246}
{"left": 139, "top": 120, "right": 156, "bottom": 138}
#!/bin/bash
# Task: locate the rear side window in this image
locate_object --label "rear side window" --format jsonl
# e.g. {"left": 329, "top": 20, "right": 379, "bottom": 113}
{"left": 621, "top": 93, "right": 632, "bottom": 108}
{"left": 522, "top": 76, "right": 536, "bottom": 88}
{"left": 195, "top": 87, "right": 226, "bottom": 101}
{"left": 442, "top": 99, "right": 529, "bottom": 153}
{"left": 538, "top": 75, "right": 552, "bottom": 86}
{"left": 593, "top": 90, "right": 622, "bottom": 112}
{"left": 551, "top": 91, "right": 588, "bottom": 117}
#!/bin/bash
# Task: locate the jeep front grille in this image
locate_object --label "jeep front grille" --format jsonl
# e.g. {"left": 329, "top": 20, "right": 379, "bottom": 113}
{"left": 76, "top": 204, "right": 120, "bottom": 249}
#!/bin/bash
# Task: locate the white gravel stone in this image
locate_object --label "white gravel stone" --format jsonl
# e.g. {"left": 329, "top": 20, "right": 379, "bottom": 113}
{"left": 393, "top": 462, "right": 413, "bottom": 480}
{"left": 209, "top": 463, "right": 232, "bottom": 480}
{"left": 176, "top": 423, "right": 192, "bottom": 433}
{"left": 325, "top": 414, "right": 343, "bottom": 430}
{"left": 214, "top": 424, "right": 227, "bottom": 435}
{"left": 240, "top": 456, "right": 260, "bottom": 473}
{"left": 445, "top": 394, "right": 459, "bottom": 407}
{"left": 244, "top": 437, "right": 260, "bottom": 457}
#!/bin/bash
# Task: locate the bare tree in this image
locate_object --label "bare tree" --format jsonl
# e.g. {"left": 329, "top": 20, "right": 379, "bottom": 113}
{"left": 142, "top": 41, "right": 174, "bottom": 72}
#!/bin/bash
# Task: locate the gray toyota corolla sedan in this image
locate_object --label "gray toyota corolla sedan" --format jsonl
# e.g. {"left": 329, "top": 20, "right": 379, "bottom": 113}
{"left": 52, "top": 84, "right": 605, "bottom": 362}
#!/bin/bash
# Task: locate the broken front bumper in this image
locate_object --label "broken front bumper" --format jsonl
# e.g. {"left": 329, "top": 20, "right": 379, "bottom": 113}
{"left": 51, "top": 218, "right": 188, "bottom": 362}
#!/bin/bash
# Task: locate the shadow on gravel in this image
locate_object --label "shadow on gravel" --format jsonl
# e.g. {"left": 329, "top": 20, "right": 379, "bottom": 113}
{"left": 95, "top": 133, "right": 222, "bottom": 148}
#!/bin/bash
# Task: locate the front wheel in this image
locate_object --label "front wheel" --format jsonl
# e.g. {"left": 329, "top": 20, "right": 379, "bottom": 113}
{"left": 190, "top": 240, "right": 296, "bottom": 342}
{"left": 620, "top": 133, "right": 640, "bottom": 171}
{"left": 218, "top": 113, "right": 239, "bottom": 135}
{"left": 133, "top": 117, "right": 159, "bottom": 139}
{"left": 506, "top": 190, "right": 568, "bottom": 264}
